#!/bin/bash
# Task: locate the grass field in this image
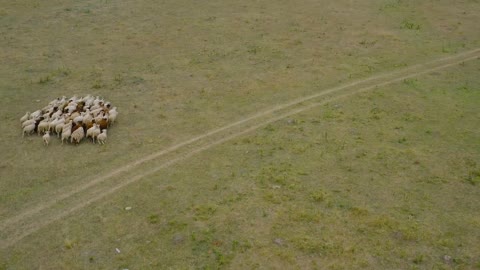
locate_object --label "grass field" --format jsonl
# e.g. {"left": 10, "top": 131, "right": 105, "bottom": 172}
{"left": 1, "top": 0, "right": 479, "bottom": 269}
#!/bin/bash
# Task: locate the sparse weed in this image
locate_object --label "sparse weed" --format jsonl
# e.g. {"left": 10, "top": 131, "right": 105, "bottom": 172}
{"left": 38, "top": 75, "right": 51, "bottom": 84}
{"left": 413, "top": 254, "right": 424, "bottom": 264}
{"left": 310, "top": 190, "right": 327, "bottom": 202}
{"left": 148, "top": 214, "right": 159, "bottom": 224}
{"left": 247, "top": 45, "right": 261, "bottom": 54}
{"left": 37, "top": 67, "right": 71, "bottom": 84}
{"left": 64, "top": 238, "right": 75, "bottom": 249}
{"left": 92, "top": 80, "right": 104, "bottom": 89}
{"left": 350, "top": 207, "right": 369, "bottom": 216}
{"left": 193, "top": 204, "right": 217, "bottom": 220}
{"left": 465, "top": 170, "right": 480, "bottom": 185}
{"left": 401, "top": 20, "right": 421, "bottom": 30}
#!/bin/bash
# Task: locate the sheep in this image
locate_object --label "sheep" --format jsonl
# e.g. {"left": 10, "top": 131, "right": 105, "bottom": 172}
{"left": 70, "top": 127, "right": 85, "bottom": 145}
{"left": 20, "top": 112, "right": 29, "bottom": 123}
{"left": 65, "top": 104, "right": 77, "bottom": 114}
{"left": 71, "top": 122, "right": 83, "bottom": 133}
{"left": 33, "top": 116, "right": 45, "bottom": 134}
{"left": 86, "top": 123, "right": 100, "bottom": 143}
{"left": 30, "top": 110, "right": 42, "bottom": 119}
{"left": 61, "top": 128, "right": 71, "bottom": 144}
{"left": 43, "top": 130, "right": 50, "bottom": 146}
{"left": 62, "top": 120, "right": 73, "bottom": 133}
{"left": 83, "top": 95, "right": 95, "bottom": 107}
{"left": 98, "top": 116, "right": 108, "bottom": 131}
{"left": 22, "top": 118, "right": 36, "bottom": 128}
{"left": 76, "top": 101, "right": 86, "bottom": 112}
{"left": 84, "top": 119, "right": 96, "bottom": 131}
{"left": 23, "top": 123, "right": 35, "bottom": 137}
{"left": 51, "top": 117, "right": 65, "bottom": 133}
{"left": 97, "top": 129, "right": 107, "bottom": 144}
{"left": 22, "top": 95, "right": 117, "bottom": 145}
{"left": 61, "top": 120, "right": 73, "bottom": 144}
{"left": 94, "top": 111, "right": 105, "bottom": 123}
{"left": 82, "top": 94, "right": 93, "bottom": 103}
{"left": 55, "top": 122, "right": 64, "bottom": 137}
{"left": 108, "top": 108, "right": 118, "bottom": 126}
{"left": 55, "top": 120, "right": 67, "bottom": 137}
{"left": 73, "top": 112, "right": 84, "bottom": 124}
{"left": 48, "top": 117, "right": 61, "bottom": 132}
{"left": 37, "top": 117, "right": 50, "bottom": 135}
{"left": 82, "top": 109, "right": 93, "bottom": 125}
{"left": 69, "top": 111, "right": 80, "bottom": 122}
{"left": 51, "top": 109, "right": 63, "bottom": 119}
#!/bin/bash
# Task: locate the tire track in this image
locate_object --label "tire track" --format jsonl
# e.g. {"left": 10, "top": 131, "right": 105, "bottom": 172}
{"left": 1, "top": 49, "right": 479, "bottom": 249}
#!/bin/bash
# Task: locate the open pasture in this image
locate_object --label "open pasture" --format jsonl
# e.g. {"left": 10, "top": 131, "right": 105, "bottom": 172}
{"left": 1, "top": 0, "right": 479, "bottom": 269}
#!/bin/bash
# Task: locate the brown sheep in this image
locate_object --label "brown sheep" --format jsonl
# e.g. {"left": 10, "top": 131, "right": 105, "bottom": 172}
{"left": 98, "top": 117, "right": 108, "bottom": 131}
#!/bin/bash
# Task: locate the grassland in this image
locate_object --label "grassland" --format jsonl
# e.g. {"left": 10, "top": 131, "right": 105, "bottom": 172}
{"left": 0, "top": 0, "right": 479, "bottom": 269}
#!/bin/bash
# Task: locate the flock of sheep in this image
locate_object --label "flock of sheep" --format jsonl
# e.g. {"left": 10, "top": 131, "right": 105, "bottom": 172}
{"left": 20, "top": 95, "right": 118, "bottom": 146}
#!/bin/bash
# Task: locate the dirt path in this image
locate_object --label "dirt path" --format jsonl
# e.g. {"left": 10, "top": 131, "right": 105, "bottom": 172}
{"left": 1, "top": 49, "right": 479, "bottom": 249}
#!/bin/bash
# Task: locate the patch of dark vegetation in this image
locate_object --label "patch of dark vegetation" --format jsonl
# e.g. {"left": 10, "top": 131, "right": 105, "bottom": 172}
{"left": 401, "top": 20, "right": 421, "bottom": 30}
{"left": 37, "top": 67, "right": 71, "bottom": 84}
{"left": 465, "top": 170, "right": 480, "bottom": 185}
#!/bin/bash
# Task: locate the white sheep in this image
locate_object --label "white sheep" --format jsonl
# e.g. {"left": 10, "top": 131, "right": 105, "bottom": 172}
{"left": 65, "top": 103, "right": 77, "bottom": 114}
{"left": 30, "top": 110, "right": 42, "bottom": 119}
{"left": 48, "top": 117, "right": 60, "bottom": 132}
{"left": 43, "top": 130, "right": 50, "bottom": 146}
{"left": 73, "top": 112, "right": 85, "bottom": 124}
{"left": 70, "top": 127, "right": 85, "bottom": 145}
{"left": 22, "top": 118, "right": 36, "bottom": 128}
{"left": 82, "top": 109, "right": 93, "bottom": 125}
{"left": 86, "top": 123, "right": 101, "bottom": 143}
{"left": 61, "top": 120, "right": 73, "bottom": 144}
{"left": 62, "top": 120, "right": 73, "bottom": 133}
{"left": 22, "top": 95, "right": 117, "bottom": 145}
{"left": 55, "top": 122, "right": 65, "bottom": 137}
{"left": 94, "top": 111, "right": 106, "bottom": 124}
{"left": 23, "top": 124, "right": 35, "bottom": 137}
{"left": 52, "top": 117, "right": 65, "bottom": 133}
{"left": 61, "top": 128, "right": 71, "bottom": 144}
{"left": 20, "top": 112, "right": 29, "bottom": 123}
{"left": 37, "top": 117, "right": 50, "bottom": 135}
{"left": 69, "top": 111, "right": 80, "bottom": 122}
{"left": 51, "top": 109, "right": 63, "bottom": 120}
{"left": 108, "top": 108, "right": 118, "bottom": 126}
{"left": 97, "top": 129, "right": 107, "bottom": 144}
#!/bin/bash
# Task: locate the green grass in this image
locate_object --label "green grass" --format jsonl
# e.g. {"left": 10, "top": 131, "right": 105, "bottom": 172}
{"left": 1, "top": 0, "right": 480, "bottom": 269}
